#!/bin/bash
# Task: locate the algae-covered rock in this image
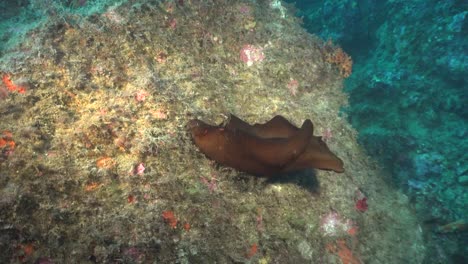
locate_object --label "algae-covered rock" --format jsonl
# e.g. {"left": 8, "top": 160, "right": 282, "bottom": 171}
{"left": 0, "top": 0, "right": 425, "bottom": 263}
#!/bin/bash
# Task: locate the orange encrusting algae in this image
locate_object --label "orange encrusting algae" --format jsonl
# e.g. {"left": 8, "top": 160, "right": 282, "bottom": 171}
{"left": 347, "top": 226, "right": 358, "bottom": 236}
{"left": 246, "top": 243, "right": 258, "bottom": 258}
{"left": 16, "top": 243, "right": 34, "bottom": 262}
{"left": 22, "top": 243, "right": 34, "bottom": 256}
{"left": 0, "top": 130, "right": 16, "bottom": 157}
{"left": 162, "top": 210, "right": 178, "bottom": 229}
{"left": 326, "top": 239, "right": 361, "bottom": 264}
{"left": 2, "top": 74, "right": 26, "bottom": 94}
{"left": 127, "top": 194, "right": 136, "bottom": 203}
{"left": 84, "top": 182, "right": 101, "bottom": 192}
{"left": 96, "top": 156, "right": 116, "bottom": 169}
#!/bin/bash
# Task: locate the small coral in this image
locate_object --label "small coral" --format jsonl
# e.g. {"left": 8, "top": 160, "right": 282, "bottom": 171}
{"left": 321, "top": 40, "right": 353, "bottom": 78}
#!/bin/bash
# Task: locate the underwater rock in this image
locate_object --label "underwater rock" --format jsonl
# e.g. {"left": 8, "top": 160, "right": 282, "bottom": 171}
{"left": 458, "top": 175, "right": 468, "bottom": 186}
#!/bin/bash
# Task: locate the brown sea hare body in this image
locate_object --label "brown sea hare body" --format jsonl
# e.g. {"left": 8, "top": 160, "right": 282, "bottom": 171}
{"left": 188, "top": 114, "right": 344, "bottom": 177}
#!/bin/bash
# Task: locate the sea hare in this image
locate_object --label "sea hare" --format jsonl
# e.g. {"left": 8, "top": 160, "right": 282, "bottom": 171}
{"left": 188, "top": 114, "right": 344, "bottom": 177}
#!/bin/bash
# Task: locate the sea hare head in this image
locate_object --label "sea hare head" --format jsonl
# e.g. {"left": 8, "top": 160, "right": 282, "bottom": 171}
{"left": 188, "top": 119, "right": 228, "bottom": 163}
{"left": 187, "top": 119, "right": 207, "bottom": 136}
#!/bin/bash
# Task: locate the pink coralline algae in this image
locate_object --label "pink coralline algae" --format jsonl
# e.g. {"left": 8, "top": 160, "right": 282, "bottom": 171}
{"left": 239, "top": 4, "right": 252, "bottom": 15}
{"left": 35, "top": 257, "right": 53, "bottom": 264}
{"left": 322, "top": 127, "right": 333, "bottom": 142}
{"left": 256, "top": 209, "right": 264, "bottom": 232}
{"left": 123, "top": 247, "right": 144, "bottom": 262}
{"left": 134, "top": 163, "right": 145, "bottom": 175}
{"left": 168, "top": 18, "right": 177, "bottom": 29}
{"left": 355, "top": 198, "right": 368, "bottom": 212}
{"left": 287, "top": 79, "right": 299, "bottom": 96}
{"left": 135, "top": 90, "right": 149, "bottom": 102}
{"left": 240, "top": 45, "right": 265, "bottom": 66}
{"left": 200, "top": 174, "right": 218, "bottom": 193}
{"left": 355, "top": 189, "right": 368, "bottom": 212}
{"left": 320, "top": 211, "right": 355, "bottom": 237}
{"left": 102, "top": 9, "right": 125, "bottom": 24}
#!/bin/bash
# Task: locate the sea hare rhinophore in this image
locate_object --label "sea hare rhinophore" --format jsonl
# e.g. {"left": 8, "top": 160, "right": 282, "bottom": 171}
{"left": 188, "top": 114, "right": 344, "bottom": 177}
